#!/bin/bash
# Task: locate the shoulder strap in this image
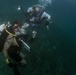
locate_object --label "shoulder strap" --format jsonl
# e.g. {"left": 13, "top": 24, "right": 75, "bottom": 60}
{"left": 5, "top": 26, "right": 19, "bottom": 47}
{"left": 4, "top": 26, "right": 16, "bottom": 36}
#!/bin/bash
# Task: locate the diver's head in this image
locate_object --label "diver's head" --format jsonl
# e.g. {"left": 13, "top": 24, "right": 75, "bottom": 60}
{"left": 34, "top": 7, "right": 40, "bottom": 12}
{"left": 12, "top": 21, "right": 21, "bottom": 32}
{"left": 33, "top": 4, "right": 45, "bottom": 12}
{"left": 12, "top": 20, "right": 26, "bottom": 36}
{"left": 11, "top": 20, "right": 22, "bottom": 36}
{"left": 12, "top": 20, "right": 22, "bottom": 29}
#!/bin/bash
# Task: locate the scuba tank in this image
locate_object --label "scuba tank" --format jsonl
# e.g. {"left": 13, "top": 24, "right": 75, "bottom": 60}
{"left": 0, "top": 23, "right": 13, "bottom": 52}
{"left": 0, "top": 21, "right": 11, "bottom": 34}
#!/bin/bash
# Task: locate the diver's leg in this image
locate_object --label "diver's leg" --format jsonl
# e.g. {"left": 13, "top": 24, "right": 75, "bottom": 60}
{"left": 19, "top": 58, "right": 27, "bottom": 66}
{"left": 19, "top": 52, "right": 27, "bottom": 65}
{"left": 32, "top": 30, "right": 37, "bottom": 38}
{"left": 19, "top": 52, "right": 25, "bottom": 58}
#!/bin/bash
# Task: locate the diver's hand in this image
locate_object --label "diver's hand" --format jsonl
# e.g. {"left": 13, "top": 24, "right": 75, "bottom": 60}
{"left": 5, "top": 58, "right": 16, "bottom": 68}
{"left": 46, "top": 25, "right": 49, "bottom": 30}
{"left": 32, "top": 31, "right": 37, "bottom": 38}
{"left": 5, "top": 58, "right": 10, "bottom": 64}
{"left": 5, "top": 58, "right": 14, "bottom": 64}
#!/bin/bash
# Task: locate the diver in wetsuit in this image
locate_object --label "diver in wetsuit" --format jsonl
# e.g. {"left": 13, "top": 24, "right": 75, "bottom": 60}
{"left": 1, "top": 21, "right": 27, "bottom": 75}
{"left": 18, "top": 4, "right": 51, "bottom": 39}
{"left": 26, "top": 4, "right": 51, "bottom": 38}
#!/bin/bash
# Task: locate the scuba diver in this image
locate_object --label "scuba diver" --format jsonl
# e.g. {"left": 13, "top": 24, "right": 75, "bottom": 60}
{"left": 18, "top": 4, "right": 51, "bottom": 39}
{"left": 0, "top": 20, "right": 29, "bottom": 75}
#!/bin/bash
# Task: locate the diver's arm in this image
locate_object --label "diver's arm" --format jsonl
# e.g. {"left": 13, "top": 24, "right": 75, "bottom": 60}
{"left": 27, "top": 7, "right": 33, "bottom": 13}
{"left": 41, "top": 12, "right": 52, "bottom": 30}
{"left": 3, "top": 35, "right": 14, "bottom": 59}
{"left": 41, "top": 12, "right": 51, "bottom": 20}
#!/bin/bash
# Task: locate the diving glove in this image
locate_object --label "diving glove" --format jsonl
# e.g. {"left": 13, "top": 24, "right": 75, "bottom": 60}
{"left": 5, "top": 58, "right": 17, "bottom": 68}
{"left": 6, "top": 58, "right": 10, "bottom": 64}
